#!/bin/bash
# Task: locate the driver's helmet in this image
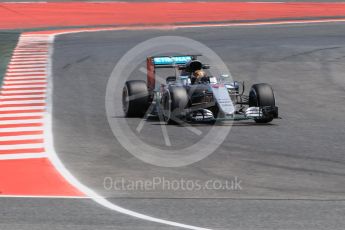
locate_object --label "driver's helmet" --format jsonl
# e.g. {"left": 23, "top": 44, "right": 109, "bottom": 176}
{"left": 192, "top": 70, "right": 207, "bottom": 84}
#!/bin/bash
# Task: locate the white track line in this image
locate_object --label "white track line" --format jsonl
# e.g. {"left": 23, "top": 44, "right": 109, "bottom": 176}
{"left": 0, "top": 106, "right": 45, "bottom": 111}
{"left": 5, "top": 73, "right": 45, "bottom": 76}
{"left": 11, "top": 54, "right": 47, "bottom": 57}
{"left": 0, "top": 94, "right": 45, "bottom": 98}
{"left": 16, "top": 45, "right": 49, "bottom": 47}
{"left": 12, "top": 52, "right": 47, "bottom": 55}
{"left": 14, "top": 49, "right": 47, "bottom": 52}
{"left": 8, "top": 68, "right": 46, "bottom": 71}
{"left": 11, "top": 58, "right": 48, "bottom": 62}
{"left": 4, "top": 76, "right": 46, "bottom": 81}
{"left": 0, "top": 89, "right": 47, "bottom": 95}
{"left": 9, "top": 61, "right": 47, "bottom": 66}
{"left": 175, "top": 18, "right": 345, "bottom": 29}
{"left": 16, "top": 47, "right": 48, "bottom": 50}
{"left": 0, "top": 127, "right": 43, "bottom": 132}
{"left": 15, "top": 48, "right": 46, "bottom": 50}
{"left": 17, "top": 43, "right": 49, "bottom": 45}
{"left": 6, "top": 72, "right": 46, "bottom": 76}
{"left": 0, "top": 153, "right": 46, "bottom": 160}
{"left": 2, "top": 77, "right": 45, "bottom": 81}
{"left": 0, "top": 144, "right": 44, "bottom": 150}
{"left": 9, "top": 64, "right": 47, "bottom": 68}
{"left": 13, "top": 54, "right": 46, "bottom": 56}
{"left": 13, "top": 54, "right": 48, "bottom": 56}
{"left": 15, "top": 50, "right": 48, "bottom": 52}
{"left": 17, "top": 43, "right": 48, "bottom": 46}
{"left": 20, "top": 35, "right": 50, "bottom": 37}
{"left": 12, "top": 55, "right": 48, "bottom": 58}
{"left": 13, "top": 52, "right": 48, "bottom": 55}
{"left": 0, "top": 98, "right": 45, "bottom": 104}
{"left": 8, "top": 66, "right": 46, "bottom": 69}
{"left": 20, "top": 39, "right": 50, "bottom": 41}
{"left": 2, "top": 85, "right": 46, "bottom": 89}
{"left": 0, "top": 135, "right": 43, "bottom": 141}
{"left": 10, "top": 61, "right": 47, "bottom": 65}
{"left": 18, "top": 41, "right": 49, "bottom": 43}
{"left": 2, "top": 85, "right": 47, "bottom": 89}
{"left": 10, "top": 60, "right": 47, "bottom": 63}
{"left": 7, "top": 68, "right": 46, "bottom": 72}
{"left": 0, "top": 119, "right": 42, "bottom": 124}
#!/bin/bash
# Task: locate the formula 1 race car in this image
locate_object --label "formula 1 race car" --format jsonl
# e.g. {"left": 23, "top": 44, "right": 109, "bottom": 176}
{"left": 122, "top": 55, "right": 279, "bottom": 124}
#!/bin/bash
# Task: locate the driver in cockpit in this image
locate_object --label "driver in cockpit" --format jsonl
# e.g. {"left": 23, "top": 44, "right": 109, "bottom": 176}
{"left": 191, "top": 69, "right": 207, "bottom": 84}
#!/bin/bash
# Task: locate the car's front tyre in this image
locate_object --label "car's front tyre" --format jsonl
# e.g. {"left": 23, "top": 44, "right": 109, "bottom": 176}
{"left": 249, "top": 83, "right": 276, "bottom": 123}
{"left": 161, "top": 86, "right": 188, "bottom": 124}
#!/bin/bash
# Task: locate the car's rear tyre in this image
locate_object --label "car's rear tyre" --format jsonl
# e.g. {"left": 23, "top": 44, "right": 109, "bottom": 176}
{"left": 161, "top": 86, "right": 188, "bottom": 124}
{"left": 249, "top": 83, "right": 275, "bottom": 123}
{"left": 122, "top": 80, "right": 149, "bottom": 117}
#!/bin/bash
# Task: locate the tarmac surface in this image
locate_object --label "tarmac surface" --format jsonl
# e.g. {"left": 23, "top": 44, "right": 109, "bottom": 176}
{"left": 18, "top": 22, "right": 343, "bottom": 229}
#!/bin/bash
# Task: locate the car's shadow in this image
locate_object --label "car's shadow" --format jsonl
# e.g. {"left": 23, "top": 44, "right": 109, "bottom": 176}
{"left": 112, "top": 116, "right": 277, "bottom": 127}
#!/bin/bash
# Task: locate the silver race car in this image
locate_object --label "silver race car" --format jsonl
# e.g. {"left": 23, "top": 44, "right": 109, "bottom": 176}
{"left": 122, "top": 55, "right": 279, "bottom": 124}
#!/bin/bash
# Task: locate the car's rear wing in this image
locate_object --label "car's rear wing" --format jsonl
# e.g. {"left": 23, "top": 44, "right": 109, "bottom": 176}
{"left": 147, "top": 55, "right": 207, "bottom": 93}
{"left": 147, "top": 55, "right": 200, "bottom": 93}
{"left": 149, "top": 55, "right": 200, "bottom": 68}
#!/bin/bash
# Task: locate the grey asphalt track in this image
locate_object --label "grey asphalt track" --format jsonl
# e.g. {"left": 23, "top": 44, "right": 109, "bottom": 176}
{"left": 0, "top": 198, "right": 344, "bottom": 230}
{"left": 3, "top": 22, "right": 345, "bottom": 230}
{"left": 44, "top": 22, "right": 345, "bottom": 229}
{"left": 53, "top": 23, "right": 345, "bottom": 198}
